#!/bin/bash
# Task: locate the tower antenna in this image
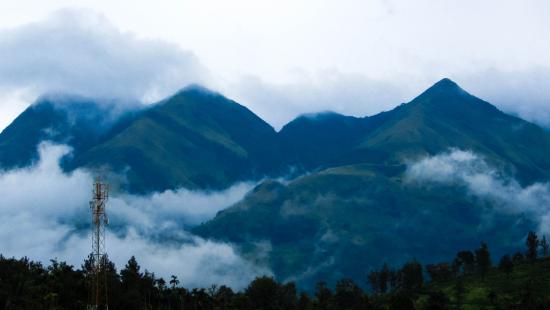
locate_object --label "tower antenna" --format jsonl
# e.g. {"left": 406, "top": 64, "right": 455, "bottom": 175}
{"left": 89, "top": 176, "right": 109, "bottom": 310}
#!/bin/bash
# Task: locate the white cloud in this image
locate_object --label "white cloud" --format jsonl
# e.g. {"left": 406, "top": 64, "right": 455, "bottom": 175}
{"left": 406, "top": 149, "right": 550, "bottom": 234}
{"left": 457, "top": 67, "right": 550, "bottom": 128}
{"left": 1, "top": 3, "right": 550, "bottom": 133}
{"left": 224, "top": 71, "right": 409, "bottom": 130}
{"left": 0, "top": 8, "right": 209, "bottom": 129}
{"left": 0, "top": 142, "right": 269, "bottom": 289}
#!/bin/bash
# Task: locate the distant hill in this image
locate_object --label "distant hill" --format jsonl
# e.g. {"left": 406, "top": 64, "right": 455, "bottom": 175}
{"left": 194, "top": 79, "right": 550, "bottom": 288}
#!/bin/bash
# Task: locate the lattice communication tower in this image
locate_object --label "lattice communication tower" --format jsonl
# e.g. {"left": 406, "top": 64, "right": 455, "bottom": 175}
{"left": 89, "top": 176, "right": 109, "bottom": 309}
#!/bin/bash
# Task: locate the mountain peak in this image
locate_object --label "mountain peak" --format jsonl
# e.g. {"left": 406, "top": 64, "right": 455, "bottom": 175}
{"left": 411, "top": 78, "right": 470, "bottom": 106}
{"left": 433, "top": 77, "right": 459, "bottom": 89}
{"left": 173, "top": 84, "right": 220, "bottom": 98}
{"left": 423, "top": 78, "right": 465, "bottom": 95}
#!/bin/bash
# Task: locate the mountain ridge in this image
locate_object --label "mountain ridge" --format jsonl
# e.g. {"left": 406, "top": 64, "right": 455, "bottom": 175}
{"left": 2, "top": 78, "right": 550, "bottom": 190}
{"left": 2, "top": 77, "right": 550, "bottom": 290}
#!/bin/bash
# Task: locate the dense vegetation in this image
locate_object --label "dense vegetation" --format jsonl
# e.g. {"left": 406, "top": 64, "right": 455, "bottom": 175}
{"left": 3, "top": 79, "right": 550, "bottom": 192}
{"left": 3, "top": 78, "right": 550, "bottom": 298}
{"left": 1, "top": 231, "right": 549, "bottom": 309}
{"left": 194, "top": 78, "right": 550, "bottom": 288}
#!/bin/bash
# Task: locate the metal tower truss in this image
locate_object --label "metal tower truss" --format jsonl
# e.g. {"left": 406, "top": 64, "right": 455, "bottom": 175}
{"left": 89, "top": 176, "right": 109, "bottom": 310}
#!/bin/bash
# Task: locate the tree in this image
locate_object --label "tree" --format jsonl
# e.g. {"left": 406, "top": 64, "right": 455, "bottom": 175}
{"left": 455, "top": 251, "right": 475, "bottom": 274}
{"left": 540, "top": 235, "right": 549, "bottom": 257}
{"left": 512, "top": 252, "right": 525, "bottom": 264}
{"left": 213, "top": 285, "right": 235, "bottom": 309}
{"left": 526, "top": 231, "right": 539, "bottom": 262}
{"left": 389, "top": 293, "right": 414, "bottom": 310}
{"left": 368, "top": 271, "right": 379, "bottom": 294}
{"left": 475, "top": 242, "right": 491, "bottom": 279}
{"left": 314, "top": 281, "right": 333, "bottom": 310}
{"left": 333, "top": 279, "right": 365, "bottom": 309}
{"left": 170, "top": 275, "right": 179, "bottom": 289}
{"left": 119, "top": 256, "right": 144, "bottom": 309}
{"left": 426, "top": 263, "right": 452, "bottom": 282}
{"left": 121, "top": 256, "right": 142, "bottom": 289}
{"left": 379, "top": 263, "right": 390, "bottom": 293}
{"left": 245, "top": 276, "right": 281, "bottom": 310}
{"left": 298, "top": 292, "right": 312, "bottom": 310}
{"left": 498, "top": 254, "right": 513, "bottom": 276}
{"left": 279, "top": 282, "right": 298, "bottom": 310}
{"left": 425, "top": 291, "right": 450, "bottom": 310}
{"left": 454, "top": 276, "right": 465, "bottom": 309}
{"left": 399, "top": 260, "right": 423, "bottom": 292}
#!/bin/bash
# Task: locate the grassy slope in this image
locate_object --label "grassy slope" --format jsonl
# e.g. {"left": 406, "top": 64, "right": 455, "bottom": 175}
{"left": 353, "top": 78, "right": 550, "bottom": 184}
{"left": 69, "top": 87, "right": 282, "bottom": 192}
{"left": 194, "top": 163, "right": 534, "bottom": 289}
{"left": 419, "top": 257, "right": 550, "bottom": 309}
{"left": 196, "top": 79, "right": 550, "bottom": 289}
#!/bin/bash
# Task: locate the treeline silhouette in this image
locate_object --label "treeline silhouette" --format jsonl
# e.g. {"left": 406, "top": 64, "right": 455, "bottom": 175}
{"left": 1, "top": 231, "right": 549, "bottom": 309}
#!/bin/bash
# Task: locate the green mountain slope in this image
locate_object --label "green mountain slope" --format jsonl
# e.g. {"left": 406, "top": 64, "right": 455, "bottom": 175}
{"left": 419, "top": 256, "right": 550, "bottom": 309}
{"left": 3, "top": 79, "right": 550, "bottom": 291}
{"left": 351, "top": 78, "right": 550, "bottom": 183}
{"left": 194, "top": 164, "right": 534, "bottom": 289}
{"left": 195, "top": 79, "right": 550, "bottom": 289}
{"left": 67, "top": 86, "right": 282, "bottom": 192}
{"left": 278, "top": 112, "right": 386, "bottom": 171}
{"left": 0, "top": 95, "right": 125, "bottom": 170}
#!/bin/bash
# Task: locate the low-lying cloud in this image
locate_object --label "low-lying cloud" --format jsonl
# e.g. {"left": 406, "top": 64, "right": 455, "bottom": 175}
{"left": 458, "top": 67, "right": 550, "bottom": 129}
{"left": 0, "top": 142, "right": 268, "bottom": 289}
{"left": 0, "top": 9, "right": 207, "bottom": 101}
{"left": 224, "top": 71, "right": 408, "bottom": 130}
{"left": 406, "top": 149, "right": 550, "bottom": 234}
{"left": 0, "top": 8, "right": 209, "bottom": 130}
{"left": 2, "top": 9, "right": 550, "bottom": 134}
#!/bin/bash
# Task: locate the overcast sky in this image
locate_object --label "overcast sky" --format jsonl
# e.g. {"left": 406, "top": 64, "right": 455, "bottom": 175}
{"left": 0, "top": 0, "right": 549, "bottom": 130}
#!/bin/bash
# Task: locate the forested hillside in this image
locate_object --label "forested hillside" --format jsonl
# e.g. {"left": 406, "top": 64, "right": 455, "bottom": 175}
{"left": 1, "top": 231, "right": 549, "bottom": 309}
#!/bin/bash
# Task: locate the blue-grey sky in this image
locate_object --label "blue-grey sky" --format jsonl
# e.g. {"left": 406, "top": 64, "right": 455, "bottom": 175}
{"left": 0, "top": 0, "right": 549, "bottom": 129}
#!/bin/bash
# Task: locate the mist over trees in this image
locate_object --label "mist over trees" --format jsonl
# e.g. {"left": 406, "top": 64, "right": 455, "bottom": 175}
{"left": 1, "top": 231, "right": 550, "bottom": 309}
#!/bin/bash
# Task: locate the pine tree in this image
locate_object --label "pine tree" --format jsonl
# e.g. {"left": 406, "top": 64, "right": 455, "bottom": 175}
{"left": 379, "top": 263, "right": 390, "bottom": 293}
{"left": 540, "top": 235, "right": 549, "bottom": 257}
{"left": 314, "top": 281, "right": 332, "bottom": 310}
{"left": 400, "top": 260, "right": 423, "bottom": 292}
{"left": 454, "top": 276, "right": 465, "bottom": 309}
{"left": 498, "top": 254, "right": 513, "bottom": 276}
{"left": 526, "top": 231, "right": 539, "bottom": 262}
{"left": 368, "top": 271, "right": 380, "bottom": 294}
{"left": 475, "top": 242, "right": 491, "bottom": 279}
{"left": 456, "top": 251, "right": 476, "bottom": 275}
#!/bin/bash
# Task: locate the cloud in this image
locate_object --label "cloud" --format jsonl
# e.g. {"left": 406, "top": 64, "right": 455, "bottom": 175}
{"left": 2, "top": 7, "right": 550, "bottom": 135}
{"left": 223, "top": 66, "right": 550, "bottom": 131}
{"left": 224, "top": 70, "right": 409, "bottom": 130}
{"left": 406, "top": 149, "right": 550, "bottom": 234}
{"left": 0, "top": 142, "right": 269, "bottom": 289}
{"left": 0, "top": 8, "right": 209, "bottom": 129}
{"left": 457, "top": 67, "right": 550, "bottom": 128}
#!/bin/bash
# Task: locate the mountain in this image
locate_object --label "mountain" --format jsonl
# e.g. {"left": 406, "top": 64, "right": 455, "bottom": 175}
{"left": 66, "top": 86, "right": 283, "bottom": 193}
{"left": 2, "top": 78, "right": 550, "bottom": 290}
{"left": 0, "top": 87, "right": 283, "bottom": 193}
{"left": 0, "top": 95, "right": 129, "bottom": 170}
{"left": 279, "top": 112, "right": 373, "bottom": 171}
{"left": 348, "top": 78, "right": 550, "bottom": 183}
{"left": 278, "top": 78, "right": 550, "bottom": 183}
{"left": 194, "top": 79, "right": 550, "bottom": 289}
